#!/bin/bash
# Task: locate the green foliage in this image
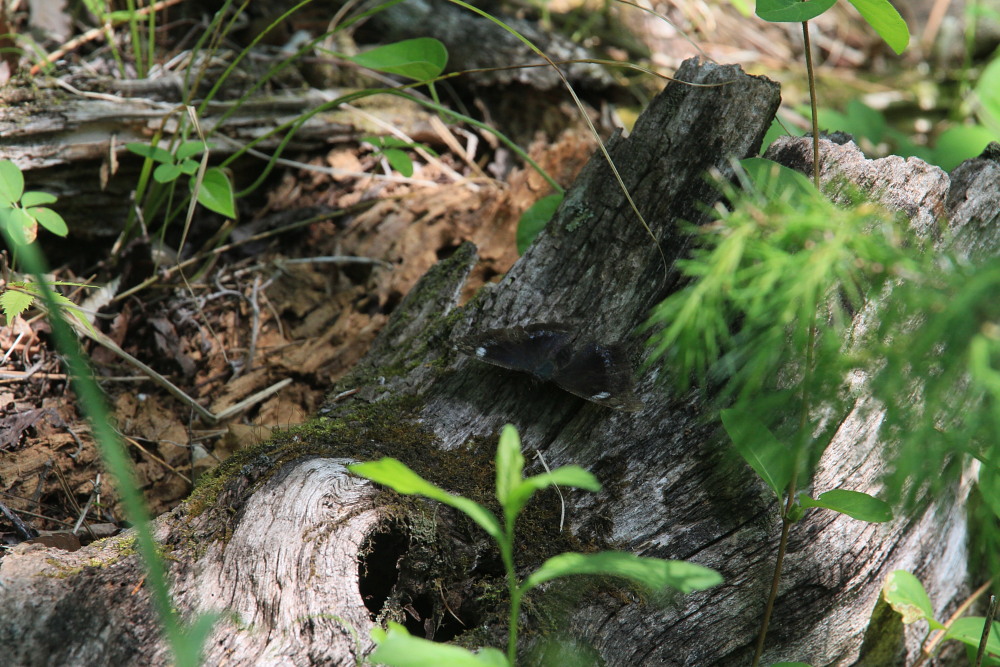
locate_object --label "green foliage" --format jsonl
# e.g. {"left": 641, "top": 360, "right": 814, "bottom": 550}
{"left": 883, "top": 570, "right": 1000, "bottom": 662}
{"left": 756, "top": 0, "right": 908, "bottom": 54}
{"left": 352, "top": 424, "right": 721, "bottom": 665}
{"left": 516, "top": 193, "right": 563, "bottom": 253}
{"left": 0, "top": 160, "right": 69, "bottom": 246}
{"left": 756, "top": 0, "right": 837, "bottom": 23}
{"left": 126, "top": 141, "right": 236, "bottom": 219}
{"left": 362, "top": 136, "right": 441, "bottom": 178}
{"left": 371, "top": 623, "right": 509, "bottom": 666}
{"left": 721, "top": 408, "right": 794, "bottom": 501}
{"left": 645, "top": 163, "right": 913, "bottom": 411}
{"left": 0, "top": 281, "right": 97, "bottom": 337}
{"left": 797, "top": 489, "right": 891, "bottom": 522}
{"left": 0, "top": 228, "right": 219, "bottom": 667}
{"left": 871, "top": 254, "right": 1000, "bottom": 504}
{"left": 347, "top": 37, "right": 448, "bottom": 81}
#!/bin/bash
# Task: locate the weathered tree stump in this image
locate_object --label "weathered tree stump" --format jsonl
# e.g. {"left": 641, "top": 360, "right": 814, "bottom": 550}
{"left": 1, "top": 58, "right": 986, "bottom": 666}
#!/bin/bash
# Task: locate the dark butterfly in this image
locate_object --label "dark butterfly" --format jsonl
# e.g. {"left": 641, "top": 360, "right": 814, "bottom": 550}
{"left": 456, "top": 323, "right": 643, "bottom": 411}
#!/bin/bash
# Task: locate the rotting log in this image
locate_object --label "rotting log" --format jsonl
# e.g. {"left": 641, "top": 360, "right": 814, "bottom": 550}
{"left": 0, "top": 58, "right": 986, "bottom": 666}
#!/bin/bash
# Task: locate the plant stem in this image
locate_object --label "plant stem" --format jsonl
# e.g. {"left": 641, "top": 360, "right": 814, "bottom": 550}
{"left": 751, "top": 515, "right": 793, "bottom": 667}
{"left": 751, "top": 321, "right": 817, "bottom": 666}
{"left": 802, "top": 20, "right": 821, "bottom": 190}
{"left": 502, "top": 515, "right": 520, "bottom": 665}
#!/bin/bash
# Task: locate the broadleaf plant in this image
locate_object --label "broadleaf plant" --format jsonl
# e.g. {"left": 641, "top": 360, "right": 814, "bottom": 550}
{"left": 353, "top": 424, "right": 722, "bottom": 665}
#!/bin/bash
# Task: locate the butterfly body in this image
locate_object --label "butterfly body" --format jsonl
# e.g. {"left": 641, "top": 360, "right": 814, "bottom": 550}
{"left": 456, "top": 323, "right": 643, "bottom": 411}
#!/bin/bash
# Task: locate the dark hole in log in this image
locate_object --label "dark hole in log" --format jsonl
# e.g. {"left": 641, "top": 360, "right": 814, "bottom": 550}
{"left": 358, "top": 524, "right": 408, "bottom": 621}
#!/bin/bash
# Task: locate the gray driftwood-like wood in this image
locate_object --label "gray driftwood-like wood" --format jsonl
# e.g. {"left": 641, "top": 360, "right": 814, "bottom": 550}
{"left": 0, "top": 58, "right": 984, "bottom": 666}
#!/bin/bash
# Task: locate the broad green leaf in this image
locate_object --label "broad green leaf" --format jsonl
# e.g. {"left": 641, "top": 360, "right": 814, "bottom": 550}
{"left": 944, "top": 617, "right": 1000, "bottom": 655}
{"left": 29, "top": 207, "right": 69, "bottom": 237}
{"left": 349, "top": 458, "right": 503, "bottom": 541}
{"left": 383, "top": 148, "right": 414, "bottom": 177}
{"left": 370, "top": 622, "right": 509, "bottom": 666}
{"left": 349, "top": 38, "right": 448, "bottom": 81}
{"left": 522, "top": 551, "right": 722, "bottom": 595}
{"left": 154, "top": 163, "right": 182, "bottom": 183}
{"left": 20, "top": 191, "right": 57, "bottom": 207}
{"left": 756, "top": 0, "right": 836, "bottom": 23}
{"left": 495, "top": 424, "right": 524, "bottom": 511}
{"left": 720, "top": 408, "right": 793, "bottom": 501}
{"left": 882, "top": 570, "right": 944, "bottom": 628}
{"left": 846, "top": 0, "right": 909, "bottom": 54}
{"left": 7, "top": 207, "right": 37, "bottom": 245}
{"left": 0, "top": 160, "right": 25, "bottom": 205}
{"left": 815, "top": 100, "right": 887, "bottom": 144}
{"left": 178, "top": 160, "right": 201, "bottom": 176}
{"left": 126, "top": 143, "right": 174, "bottom": 164}
{"left": 799, "top": 489, "right": 892, "bottom": 522}
{"left": 176, "top": 141, "right": 209, "bottom": 161}
{"left": 516, "top": 193, "right": 563, "bottom": 254}
{"left": 0, "top": 288, "right": 36, "bottom": 320}
{"left": 505, "top": 465, "right": 601, "bottom": 524}
{"left": 194, "top": 167, "right": 237, "bottom": 219}
{"left": 931, "top": 125, "right": 997, "bottom": 172}
{"left": 977, "top": 57, "right": 1000, "bottom": 131}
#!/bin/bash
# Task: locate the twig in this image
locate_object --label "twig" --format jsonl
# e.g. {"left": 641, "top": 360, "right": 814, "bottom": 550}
{"left": 975, "top": 595, "right": 999, "bottom": 667}
{"left": 72, "top": 474, "right": 100, "bottom": 535}
{"left": 123, "top": 435, "right": 192, "bottom": 485}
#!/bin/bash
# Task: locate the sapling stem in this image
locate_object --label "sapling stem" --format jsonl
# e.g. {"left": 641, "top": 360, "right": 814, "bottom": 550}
{"left": 802, "top": 20, "right": 822, "bottom": 189}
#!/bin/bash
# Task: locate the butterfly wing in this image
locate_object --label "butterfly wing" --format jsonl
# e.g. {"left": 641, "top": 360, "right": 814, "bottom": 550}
{"left": 552, "top": 341, "right": 644, "bottom": 411}
{"left": 456, "top": 324, "right": 575, "bottom": 382}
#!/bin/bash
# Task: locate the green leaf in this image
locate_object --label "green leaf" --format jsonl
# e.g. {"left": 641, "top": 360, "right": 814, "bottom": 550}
{"left": 194, "top": 167, "right": 237, "bottom": 218}
{"left": 846, "top": 0, "right": 909, "bottom": 54}
{"left": 495, "top": 424, "right": 525, "bottom": 511}
{"left": 126, "top": 143, "right": 175, "bottom": 164}
{"left": 383, "top": 148, "right": 414, "bottom": 177}
{"left": 522, "top": 552, "right": 722, "bottom": 595}
{"left": 28, "top": 207, "right": 69, "bottom": 237}
{"left": 756, "top": 0, "right": 836, "bottom": 23}
{"left": 176, "top": 141, "right": 209, "bottom": 161}
{"left": 505, "top": 465, "right": 601, "bottom": 525}
{"left": 349, "top": 458, "right": 504, "bottom": 541}
{"left": 153, "top": 163, "right": 183, "bottom": 183}
{"left": 178, "top": 159, "right": 201, "bottom": 176}
{"left": 0, "top": 287, "right": 36, "bottom": 320}
{"left": 370, "top": 622, "right": 509, "bottom": 666}
{"left": 930, "top": 125, "right": 996, "bottom": 172}
{"left": 20, "top": 191, "right": 57, "bottom": 207}
{"left": 944, "top": 617, "right": 1000, "bottom": 654}
{"left": 977, "top": 57, "right": 1000, "bottom": 131}
{"left": 516, "top": 193, "right": 563, "bottom": 254}
{"left": 799, "top": 489, "right": 892, "bottom": 522}
{"left": 720, "top": 408, "right": 793, "bottom": 501}
{"left": 5, "top": 207, "right": 36, "bottom": 245}
{"left": 349, "top": 37, "right": 448, "bottom": 81}
{"left": 0, "top": 159, "right": 25, "bottom": 205}
{"left": 882, "top": 570, "right": 944, "bottom": 628}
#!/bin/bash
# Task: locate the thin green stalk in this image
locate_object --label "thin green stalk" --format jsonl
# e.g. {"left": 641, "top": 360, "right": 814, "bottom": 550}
{"left": 802, "top": 20, "right": 821, "bottom": 190}
{"left": 125, "top": 0, "right": 145, "bottom": 77}
{"left": 751, "top": 320, "right": 817, "bottom": 667}
{"left": 503, "top": 513, "right": 521, "bottom": 664}
{"left": 6, "top": 235, "right": 199, "bottom": 666}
